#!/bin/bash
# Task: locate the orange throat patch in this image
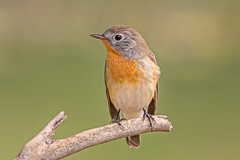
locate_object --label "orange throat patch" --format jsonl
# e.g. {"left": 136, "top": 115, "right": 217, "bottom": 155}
{"left": 102, "top": 40, "right": 144, "bottom": 84}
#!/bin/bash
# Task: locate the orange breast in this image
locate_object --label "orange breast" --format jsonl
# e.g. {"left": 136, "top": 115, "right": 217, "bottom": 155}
{"left": 102, "top": 40, "right": 144, "bottom": 84}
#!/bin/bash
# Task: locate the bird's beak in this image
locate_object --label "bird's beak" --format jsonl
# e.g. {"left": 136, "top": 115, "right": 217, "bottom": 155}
{"left": 90, "top": 34, "right": 105, "bottom": 40}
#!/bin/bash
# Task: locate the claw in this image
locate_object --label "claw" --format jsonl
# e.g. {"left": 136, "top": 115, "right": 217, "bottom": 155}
{"left": 110, "top": 110, "right": 126, "bottom": 130}
{"left": 143, "top": 108, "right": 156, "bottom": 130}
{"left": 111, "top": 118, "right": 126, "bottom": 130}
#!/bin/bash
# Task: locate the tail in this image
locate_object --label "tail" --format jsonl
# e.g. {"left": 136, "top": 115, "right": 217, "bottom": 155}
{"left": 126, "top": 134, "right": 141, "bottom": 148}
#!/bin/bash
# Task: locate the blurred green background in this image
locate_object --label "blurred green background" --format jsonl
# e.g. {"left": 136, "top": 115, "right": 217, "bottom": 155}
{"left": 0, "top": 0, "right": 239, "bottom": 159}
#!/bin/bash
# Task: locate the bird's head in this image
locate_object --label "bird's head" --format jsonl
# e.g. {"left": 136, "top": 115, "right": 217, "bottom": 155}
{"left": 90, "top": 25, "right": 150, "bottom": 60}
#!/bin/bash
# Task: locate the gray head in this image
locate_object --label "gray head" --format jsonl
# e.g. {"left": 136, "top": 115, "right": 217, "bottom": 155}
{"left": 90, "top": 25, "right": 151, "bottom": 60}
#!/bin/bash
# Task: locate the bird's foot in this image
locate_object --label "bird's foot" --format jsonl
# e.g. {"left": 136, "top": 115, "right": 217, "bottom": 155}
{"left": 110, "top": 118, "right": 126, "bottom": 130}
{"left": 143, "top": 108, "right": 156, "bottom": 130}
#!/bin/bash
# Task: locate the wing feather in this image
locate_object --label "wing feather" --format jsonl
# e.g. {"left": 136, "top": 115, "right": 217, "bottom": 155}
{"left": 147, "top": 51, "right": 159, "bottom": 115}
{"left": 104, "top": 64, "right": 119, "bottom": 120}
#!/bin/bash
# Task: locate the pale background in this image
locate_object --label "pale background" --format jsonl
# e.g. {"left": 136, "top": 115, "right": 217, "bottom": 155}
{"left": 0, "top": 0, "right": 239, "bottom": 159}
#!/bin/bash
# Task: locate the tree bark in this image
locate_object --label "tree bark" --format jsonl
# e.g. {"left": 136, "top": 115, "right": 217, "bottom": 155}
{"left": 15, "top": 111, "right": 173, "bottom": 160}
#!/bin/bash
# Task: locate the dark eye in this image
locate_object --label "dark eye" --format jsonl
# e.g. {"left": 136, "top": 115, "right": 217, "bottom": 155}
{"left": 114, "top": 34, "right": 122, "bottom": 41}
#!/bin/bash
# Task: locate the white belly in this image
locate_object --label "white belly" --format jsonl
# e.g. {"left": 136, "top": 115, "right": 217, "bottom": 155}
{"left": 107, "top": 80, "right": 155, "bottom": 119}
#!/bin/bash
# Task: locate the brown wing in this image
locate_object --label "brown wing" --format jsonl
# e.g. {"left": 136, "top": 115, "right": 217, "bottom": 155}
{"left": 147, "top": 51, "right": 159, "bottom": 115}
{"left": 104, "top": 64, "right": 119, "bottom": 120}
{"left": 147, "top": 82, "right": 158, "bottom": 115}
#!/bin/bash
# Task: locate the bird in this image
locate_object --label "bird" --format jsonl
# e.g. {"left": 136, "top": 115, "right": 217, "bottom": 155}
{"left": 90, "top": 25, "right": 160, "bottom": 148}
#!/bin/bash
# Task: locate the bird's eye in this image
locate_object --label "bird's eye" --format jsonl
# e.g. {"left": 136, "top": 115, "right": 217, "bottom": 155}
{"left": 114, "top": 34, "right": 123, "bottom": 41}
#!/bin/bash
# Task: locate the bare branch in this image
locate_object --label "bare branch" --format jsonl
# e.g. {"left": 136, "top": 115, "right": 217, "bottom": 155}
{"left": 15, "top": 111, "right": 173, "bottom": 160}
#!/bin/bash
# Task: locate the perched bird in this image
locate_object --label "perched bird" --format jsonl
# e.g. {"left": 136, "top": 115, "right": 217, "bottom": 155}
{"left": 90, "top": 25, "right": 160, "bottom": 148}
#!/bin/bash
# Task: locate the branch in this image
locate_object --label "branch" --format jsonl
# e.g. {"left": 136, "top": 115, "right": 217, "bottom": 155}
{"left": 15, "top": 111, "right": 173, "bottom": 160}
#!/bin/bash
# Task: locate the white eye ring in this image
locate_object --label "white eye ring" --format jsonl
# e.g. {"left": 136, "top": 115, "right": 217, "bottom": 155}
{"left": 113, "top": 34, "right": 124, "bottom": 41}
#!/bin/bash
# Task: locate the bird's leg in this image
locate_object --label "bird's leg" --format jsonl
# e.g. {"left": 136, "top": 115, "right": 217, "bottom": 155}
{"left": 110, "top": 109, "right": 126, "bottom": 130}
{"left": 116, "top": 109, "right": 121, "bottom": 120}
{"left": 143, "top": 108, "right": 156, "bottom": 130}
